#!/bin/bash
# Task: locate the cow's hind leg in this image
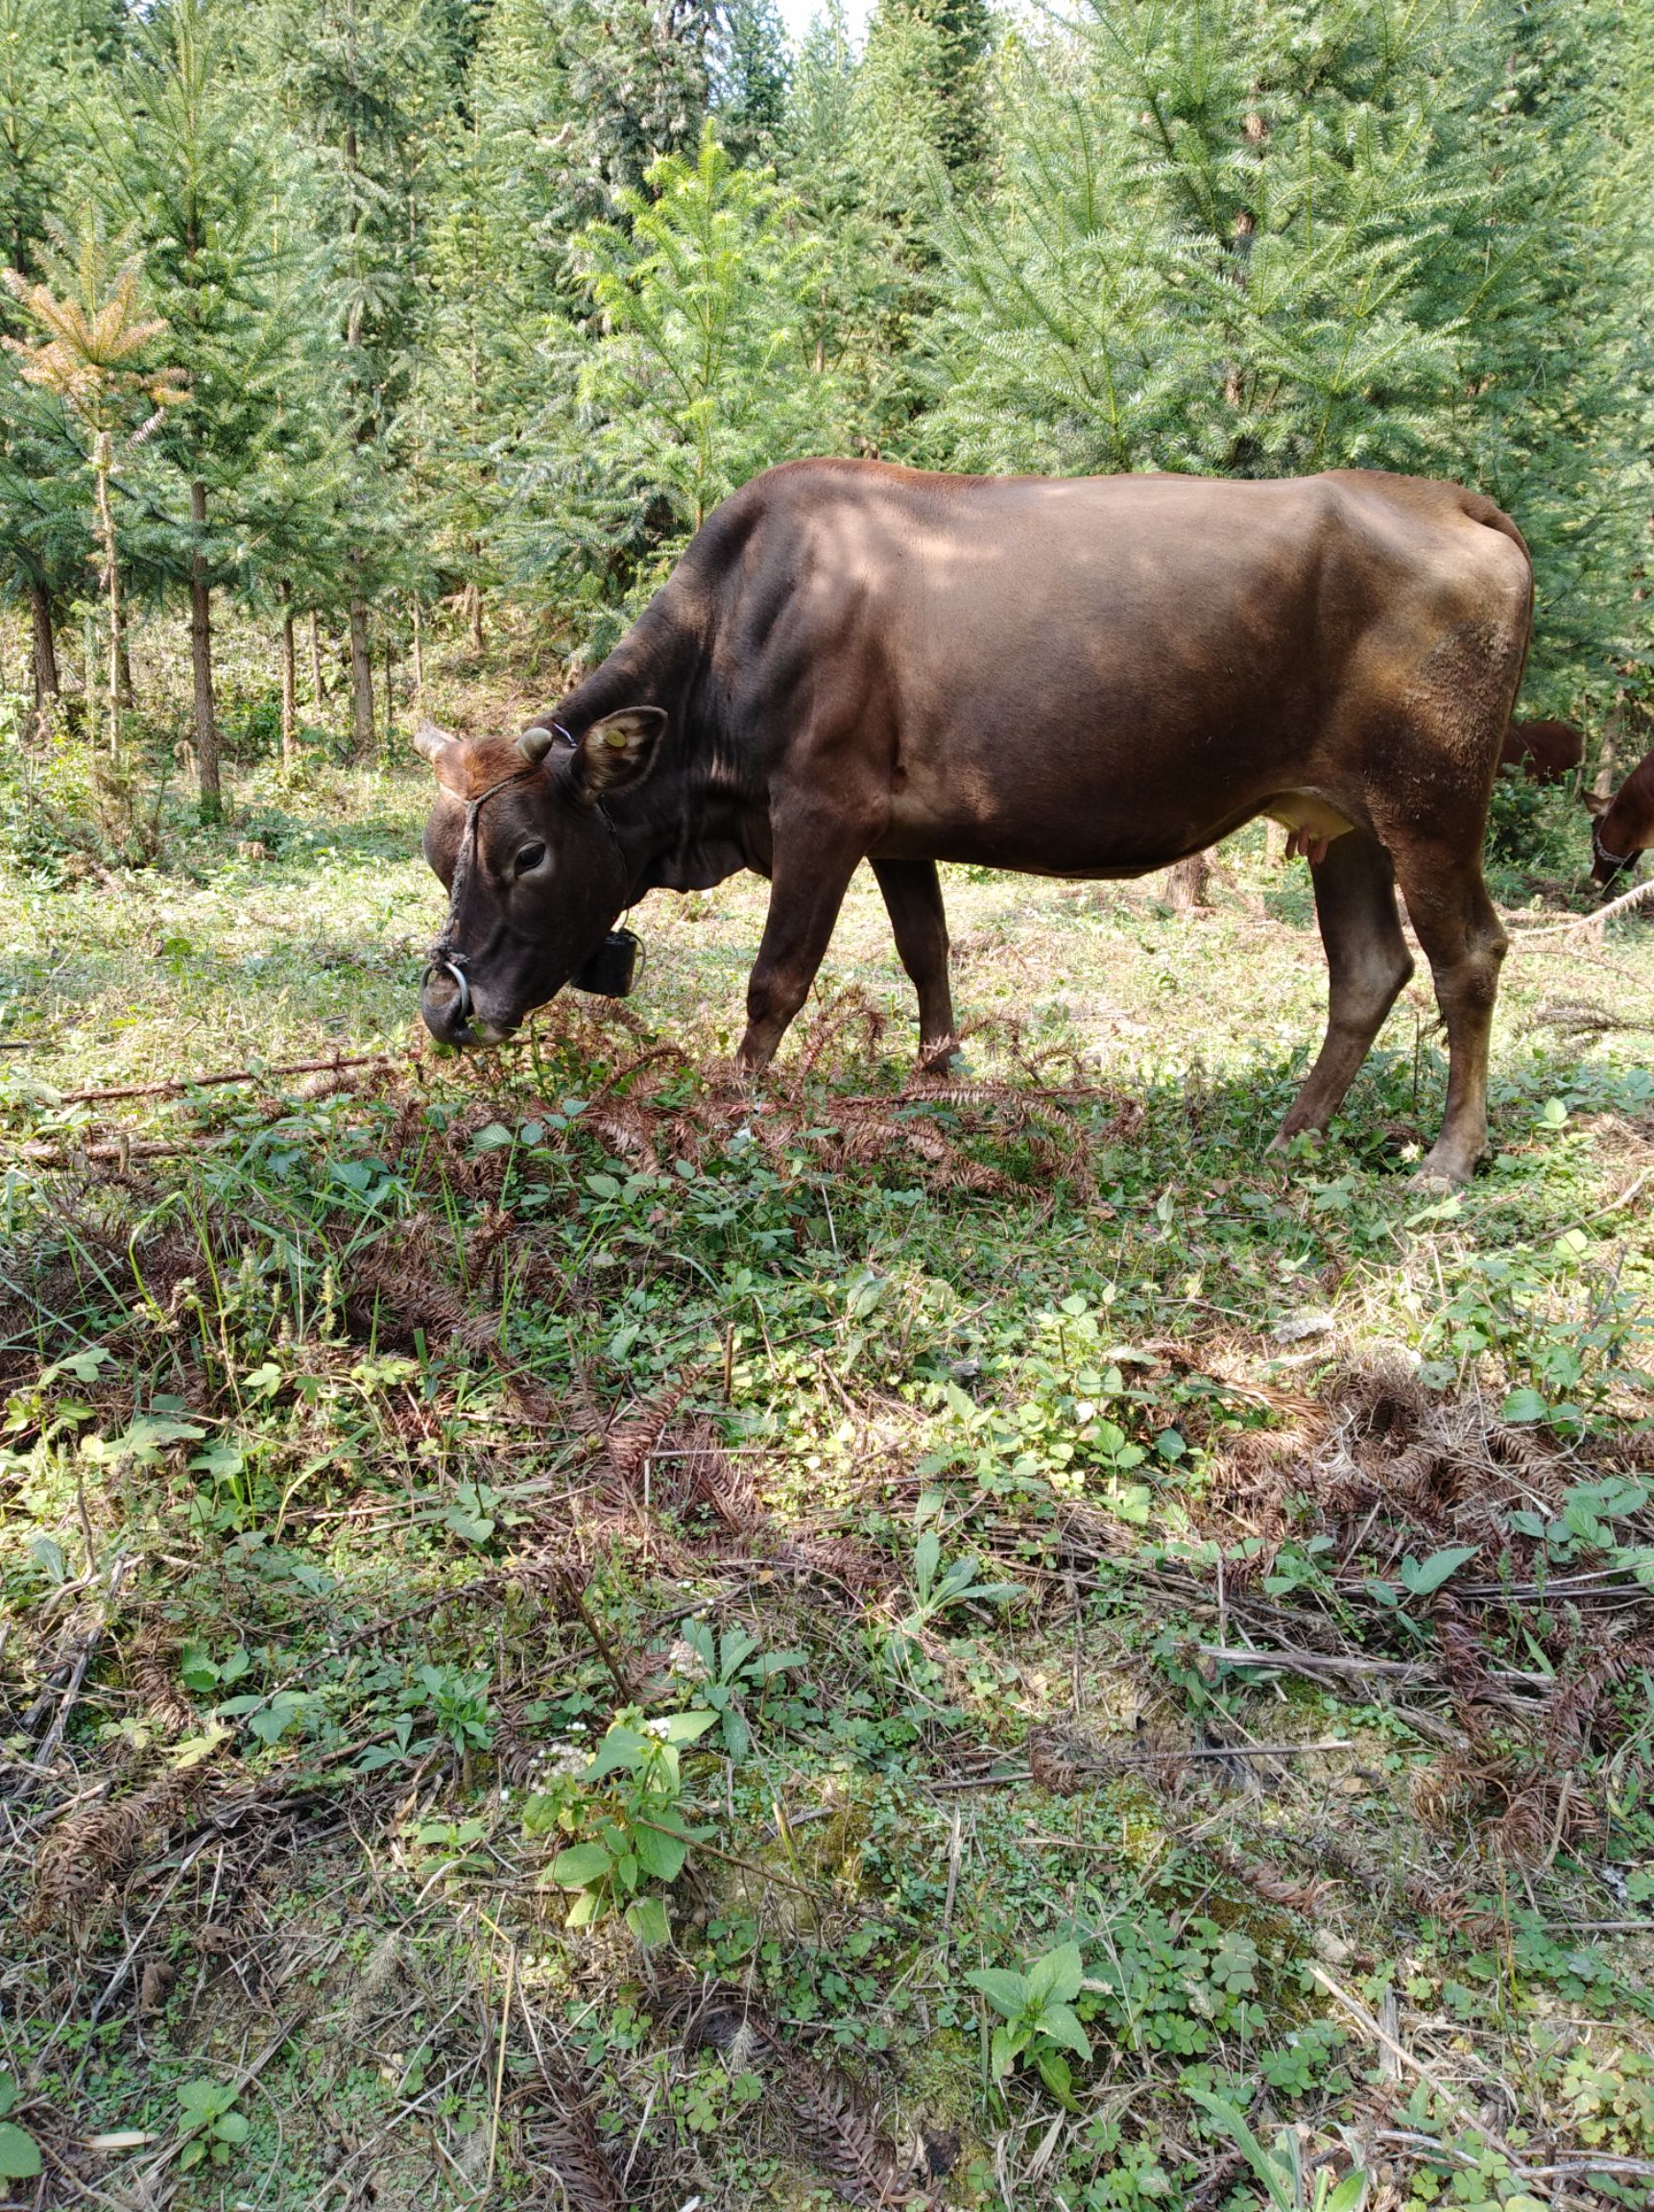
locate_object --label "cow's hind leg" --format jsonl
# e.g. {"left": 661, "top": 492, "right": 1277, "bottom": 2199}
{"left": 1273, "top": 830, "right": 1414, "bottom": 1150}
{"left": 872, "top": 857, "right": 959, "bottom": 1069}
{"left": 1384, "top": 839, "right": 1507, "bottom": 1184}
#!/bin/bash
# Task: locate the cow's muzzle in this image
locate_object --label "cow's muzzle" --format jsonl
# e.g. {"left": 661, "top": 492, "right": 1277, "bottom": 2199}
{"left": 420, "top": 955, "right": 489, "bottom": 1046}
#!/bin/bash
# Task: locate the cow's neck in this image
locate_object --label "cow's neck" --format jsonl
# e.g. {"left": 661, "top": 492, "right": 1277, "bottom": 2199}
{"left": 1607, "top": 755, "right": 1654, "bottom": 858}
{"left": 556, "top": 605, "right": 764, "bottom": 898}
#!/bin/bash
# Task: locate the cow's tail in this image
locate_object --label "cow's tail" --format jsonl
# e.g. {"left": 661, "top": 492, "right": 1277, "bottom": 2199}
{"left": 1462, "top": 489, "right": 1535, "bottom": 714}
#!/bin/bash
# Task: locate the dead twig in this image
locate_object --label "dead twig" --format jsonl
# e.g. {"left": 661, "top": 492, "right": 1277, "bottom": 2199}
{"left": 924, "top": 1739, "right": 1355, "bottom": 1791}
{"left": 50, "top": 1051, "right": 398, "bottom": 1107}
{"left": 1309, "top": 1966, "right": 1542, "bottom": 2188}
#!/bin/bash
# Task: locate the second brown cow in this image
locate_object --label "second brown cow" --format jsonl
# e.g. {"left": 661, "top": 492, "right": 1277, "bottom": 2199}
{"left": 1500, "top": 717, "right": 1584, "bottom": 783}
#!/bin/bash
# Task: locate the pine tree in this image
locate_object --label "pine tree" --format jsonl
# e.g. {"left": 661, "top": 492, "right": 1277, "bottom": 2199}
{"left": 560, "top": 0, "right": 717, "bottom": 209}
{"left": 242, "top": 0, "right": 455, "bottom": 751}
{"left": 2, "top": 239, "right": 185, "bottom": 757}
{"left": 0, "top": 0, "right": 117, "bottom": 716}
{"left": 88, "top": 0, "right": 335, "bottom": 812}
{"left": 860, "top": 0, "right": 992, "bottom": 186}
{"left": 713, "top": 0, "right": 791, "bottom": 164}
{"left": 507, "top": 120, "right": 839, "bottom": 654}
{"left": 926, "top": 0, "right": 1649, "bottom": 704}
{"left": 411, "top": 0, "right": 580, "bottom": 647}
{"left": 776, "top": 0, "right": 946, "bottom": 458}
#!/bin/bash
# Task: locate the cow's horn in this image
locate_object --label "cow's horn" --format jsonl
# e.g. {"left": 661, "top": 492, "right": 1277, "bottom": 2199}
{"left": 413, "top": 720, "right": 457, "bottom": 762}
{"left": 517, "top": 723, "right": 557, "bottom": 763}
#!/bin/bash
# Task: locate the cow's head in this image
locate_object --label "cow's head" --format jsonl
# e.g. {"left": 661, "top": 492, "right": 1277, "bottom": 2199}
{"left": 1584, "top": 788, "right": 1641, "bottom": 891}
{"left": 416, "top": 710, "right": 664, "bottom": 1045}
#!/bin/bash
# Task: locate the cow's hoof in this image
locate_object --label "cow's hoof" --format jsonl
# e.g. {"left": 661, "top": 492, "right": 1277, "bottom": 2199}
{"left": 919, "top": 1036, "right": 965, "bottom": 1075}
{"left": 1266, "top": 1126, "right": 1323, "bottom": 1159}
{"left": 1411, "top": 1152, "right": 1475, "bottom": 1190}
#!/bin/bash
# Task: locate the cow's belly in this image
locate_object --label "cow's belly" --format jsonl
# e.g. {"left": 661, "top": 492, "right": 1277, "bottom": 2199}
{"left": 873, "top": 661, "right": 1366, "bottom": 871}
{"left": 875, "top": 781, "right": 1357, "bottom": 876}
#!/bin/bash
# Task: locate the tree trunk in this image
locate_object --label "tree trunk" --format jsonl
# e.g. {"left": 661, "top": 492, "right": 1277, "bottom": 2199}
{"left": 116, "top": 624, "right": 133, "bottom": 708}
{"left": 1594, "top": 707, "right": 1622, "bottom": 801}
{"left": 348, "top": 596, "right": 373, "bottom": 754}
{"left": 383, "top": 619, "right": 394, "bottom": 746}
{"left": 279, "top": 578, "right": 297, "bottom": 773}
{"left": 308, "top": 610, "right": 324, "bottom": 709}
{"left": 1264, "top": 819, "right": 1288, "bottom": 864}
{"left": 411, "top": 597, "right": 424, "bottom": 710}
{"left": 92, "top": 431, "right": 122, "bottom": 757}
{"left": 189, "top": 480, "right": 222, "bottom": 817}
{"left": 1166, "top": 853, "right": 1212, "bottom": 913}
{"left": 463, "top": 579, "right": 483, "bottom": 655}
{"left": 29, "top": 581, "right": 59, "bottom": 731}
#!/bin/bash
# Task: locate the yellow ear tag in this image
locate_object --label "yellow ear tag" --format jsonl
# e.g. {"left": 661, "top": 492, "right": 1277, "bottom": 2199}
{"left": 603, "top": 729, "right": 628, "bottom": 750}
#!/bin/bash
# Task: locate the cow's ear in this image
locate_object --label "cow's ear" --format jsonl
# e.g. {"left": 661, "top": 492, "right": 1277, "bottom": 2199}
{"left": 414, "top": 721, "right": 467, "bottom": 793}
{"left": 574, "top": 707, "right": 667, "bottom": 798}
{"left": 1583, "top": 789, "right": 1610, "bottom": 817}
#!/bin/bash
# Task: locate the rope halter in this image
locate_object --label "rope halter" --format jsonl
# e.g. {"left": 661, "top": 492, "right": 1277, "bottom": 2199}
{"left": 421, "top": 725, "right": 629, "bottom": 1022}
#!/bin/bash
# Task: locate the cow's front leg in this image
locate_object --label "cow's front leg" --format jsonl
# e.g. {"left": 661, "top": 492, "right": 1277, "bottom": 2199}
{"left": 872, "top": 857, "right": 958, "bottom": 1069}
{"left": 737, "top": 830, "right": 865, "bottom": 1073}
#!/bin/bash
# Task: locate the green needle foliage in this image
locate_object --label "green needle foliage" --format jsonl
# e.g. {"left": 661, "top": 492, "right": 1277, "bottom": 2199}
{"left": 507, "top": 120, "right": 840, "bottom": 644}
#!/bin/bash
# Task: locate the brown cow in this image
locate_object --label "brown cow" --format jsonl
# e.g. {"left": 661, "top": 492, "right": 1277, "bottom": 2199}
{"left": 1500, "top": 717, "right": 1583, "bottom": 784}
{"left": 1586, "top": 747, "right": 1654, "bottom": 886}
{"left": 416, "top": 462, "right": 1532, "bottom": 1184}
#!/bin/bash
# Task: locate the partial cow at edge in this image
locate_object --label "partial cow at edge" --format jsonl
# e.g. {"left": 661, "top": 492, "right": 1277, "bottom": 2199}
{"left": 416, "top": 460, "right": 1533, "bottom": 1186}
{"left": 1586, "top": 745, "right": 1654, "bottom": 887}
{"left": 1499, "top": 717, "right": 1583, "bottom": 784}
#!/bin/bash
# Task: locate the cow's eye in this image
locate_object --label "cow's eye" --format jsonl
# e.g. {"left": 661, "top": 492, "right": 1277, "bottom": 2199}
{"left": 515, "top": 841, "right": 547, "bottom": 875}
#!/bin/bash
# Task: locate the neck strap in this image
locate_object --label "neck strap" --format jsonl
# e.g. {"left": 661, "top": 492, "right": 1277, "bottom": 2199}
{"left": 1594, "top": 813, "right": 1637, "bottom": 872}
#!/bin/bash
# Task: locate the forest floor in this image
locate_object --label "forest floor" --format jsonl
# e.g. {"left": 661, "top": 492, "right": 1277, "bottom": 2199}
{"left": 3, "top": 721, "right": 1654, "bottom": 2212}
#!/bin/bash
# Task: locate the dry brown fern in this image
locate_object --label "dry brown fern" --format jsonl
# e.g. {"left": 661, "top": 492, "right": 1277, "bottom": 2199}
{"left": 125, "top": 1623, "right": 196, "bottom": 1736}
{"left": 1027, "top": 1735, "right": 1082, "bottom": 1796}
{"left": 1209, "top": 1841, "right": 1331, "bottom": 1914}
{"left": 684, "top": 1988, "right": 905, "bottom": 2208}
{"left": 27, "top": 1761, "right": 208, "bottom": 1935}
{"left": 791, "top": 990, "right": 891, "bottom": 1083}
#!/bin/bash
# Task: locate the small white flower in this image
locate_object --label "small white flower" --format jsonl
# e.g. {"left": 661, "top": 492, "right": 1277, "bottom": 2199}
{"left": 646, "top": 1716, "right": 674, "bottom": 1739}
{"left": 666, "top": 1637, "right": 709, "bottom": 1683}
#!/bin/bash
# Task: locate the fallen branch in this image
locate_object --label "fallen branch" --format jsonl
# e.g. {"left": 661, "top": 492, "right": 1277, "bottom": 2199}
{"left": 12, "top": 1136, "right": 222, "bottom": 1166}
{"left": 1196, "top": 1642, "right": 1427, "bottom": 1683}
{"left": 1376, "top": 2129, "right": 1654, "bottom": 2181}
{"left": 925, "top": 1739, "right": 1356, "bottom": 1791}
{"left": 53, "top": 1049, "right": 396, "bottom": 1107}
{"left": 8, "top": 1557, "right": 132, "bottom": 1801}
{"left": 1503, "top": 872, "right": 1654, "bottom": 940}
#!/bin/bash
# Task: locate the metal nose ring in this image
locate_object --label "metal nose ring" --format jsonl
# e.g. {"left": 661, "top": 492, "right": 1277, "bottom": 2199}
{"left": 423, "top": 955, "right": 472, "bottom": 1021}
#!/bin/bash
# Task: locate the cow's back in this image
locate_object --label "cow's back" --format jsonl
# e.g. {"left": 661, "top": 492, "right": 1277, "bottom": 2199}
{"left": 688, "top": 461, "right": 1530, "bottom": 874}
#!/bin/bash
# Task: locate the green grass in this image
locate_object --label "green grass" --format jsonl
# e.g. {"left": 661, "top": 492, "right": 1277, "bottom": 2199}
{"left": 2, "top": 722, "right": 1654, "bottom": 2211}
